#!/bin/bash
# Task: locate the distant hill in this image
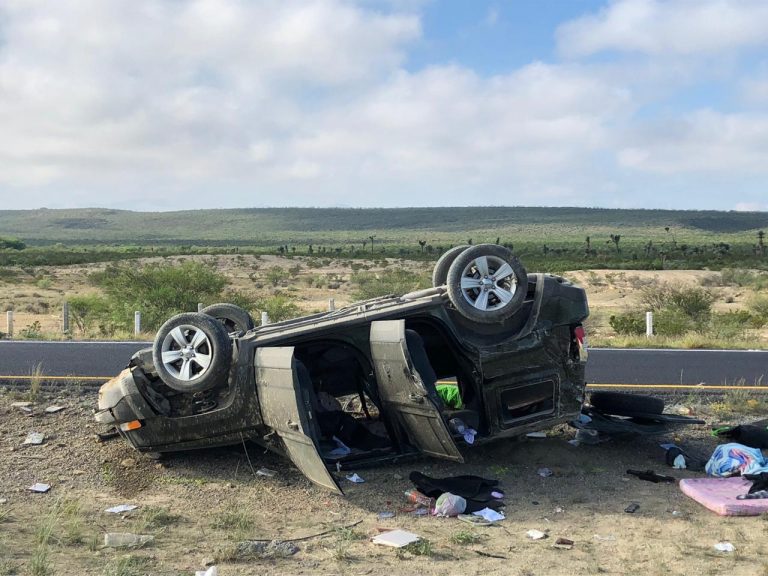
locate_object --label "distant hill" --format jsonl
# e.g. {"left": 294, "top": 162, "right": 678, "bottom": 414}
{"left": 0, "top": 206, "right": 766, "bottom": 246}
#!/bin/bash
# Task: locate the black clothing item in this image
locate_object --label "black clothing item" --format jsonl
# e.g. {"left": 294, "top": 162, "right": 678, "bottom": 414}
{"left": 409, "top": 471, "right": 503, "bottom": 513}
{"left": 715, "top": 425, "right": 768, "bottom": 450}
{"left": 316, "top": 410, "right": 390, "bottom": 450}
{"left": 744, "top": 472, "right": 768, "bottom": 494}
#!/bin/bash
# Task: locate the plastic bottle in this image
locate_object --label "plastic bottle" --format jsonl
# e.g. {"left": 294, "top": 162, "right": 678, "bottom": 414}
{"left": 404, "top": 489, "right": 434, "bottom": 508}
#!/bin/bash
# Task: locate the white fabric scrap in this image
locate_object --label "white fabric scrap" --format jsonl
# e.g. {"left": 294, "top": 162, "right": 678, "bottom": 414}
{"left": 346, "top": 473, "right": 365, "bottom": 483}
{"left": 105, "top": 504, "right": 138, "bottom": 514}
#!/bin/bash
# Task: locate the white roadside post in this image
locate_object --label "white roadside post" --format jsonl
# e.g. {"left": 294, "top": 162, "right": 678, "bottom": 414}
{"left": 646, "top": 311, "right": 653, "bottom": 338}
{"left": 197, "top": 303, "right": 203, "bottom": 312}
{"left": 328, "top": 298, "right": 335, "bottom": 311}
{"left": 6, "top": 310, "right": 12, "bottom": 337}
{"left": 134, "top": 311, "right": 142, "bottom": 336}
{"left": 62, "top": 301, "right": 70, "bottom": 334}
{"left": 261, "top": 311, "right": 270, "bottom": 326}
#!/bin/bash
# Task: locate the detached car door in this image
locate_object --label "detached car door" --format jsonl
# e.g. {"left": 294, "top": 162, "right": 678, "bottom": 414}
{"left": 254, "top": 346, "right": 342, "bottom": 494}
{"left": 370, "top": 320, "right": 463, "bottom": 462}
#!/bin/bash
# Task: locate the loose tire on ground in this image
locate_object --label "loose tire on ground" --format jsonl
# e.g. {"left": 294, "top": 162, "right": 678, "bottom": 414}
{"left": 589, "top": 391, "right": 665, "bottom": 416}
{"left": 152, "top": 312, "right": 232, "bottom": 393}
{"left": 432, "top": 245, "right": 469, "bottom": 287}
{"left": 201, "top": 303, "right": 255, "bottom": 333}
{"left": 446, "top": 244, "right": 528, "bottom": 324}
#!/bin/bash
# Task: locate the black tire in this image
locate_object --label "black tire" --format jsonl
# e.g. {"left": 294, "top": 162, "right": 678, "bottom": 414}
{"left": 446, "top": 244, "right": 528, "bottom": 324}
{"left": 590, "top": 392, "right": 664, "bottom": 416}
{"left": 201, "top": 303, "right": 255, "bottom": 333}
{"left": 152, "top": 313, "right": 232, "bottom": 393}
{"left": 432, "top": 245, "right": 469, "bottom": 287}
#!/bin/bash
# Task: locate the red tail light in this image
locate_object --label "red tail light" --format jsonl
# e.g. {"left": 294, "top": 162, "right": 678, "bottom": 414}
{"left": 573, "top": 325, "right": 586, "bottom": 345}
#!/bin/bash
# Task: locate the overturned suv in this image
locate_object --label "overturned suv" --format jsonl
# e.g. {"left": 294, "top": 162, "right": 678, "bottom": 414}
{"left": 96, "top": 244, "right": 589, "bottom": 493}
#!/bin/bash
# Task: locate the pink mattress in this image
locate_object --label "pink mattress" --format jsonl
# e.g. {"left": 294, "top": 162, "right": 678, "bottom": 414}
{"left": 679, "top": 477, "right": 768, "bottom": 516}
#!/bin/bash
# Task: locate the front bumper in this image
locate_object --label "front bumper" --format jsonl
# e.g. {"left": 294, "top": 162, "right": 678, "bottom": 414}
{"left": 95, "top": 369, "right": 155, "bottom": 426}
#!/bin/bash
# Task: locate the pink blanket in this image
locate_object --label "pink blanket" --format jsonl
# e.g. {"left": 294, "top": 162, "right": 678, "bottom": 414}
{"left": 680, "top": 477, "right": 768, "bottom": 516}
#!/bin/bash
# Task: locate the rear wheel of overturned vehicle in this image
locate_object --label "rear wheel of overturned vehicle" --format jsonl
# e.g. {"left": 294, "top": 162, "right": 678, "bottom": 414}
{"left": 431, "top": 245, "right": 469, "bottom": 287}
{"left": 152, "top": 312, "right": 233, "bottom": 393}
{"left": 446, "top": 244, "right": 528, "bottom": 324}
{"left": 589, "top": 391, "right": 664, "bottom": 416}
{"left": 201, "top": 302, "right": 255, "bottom": 333}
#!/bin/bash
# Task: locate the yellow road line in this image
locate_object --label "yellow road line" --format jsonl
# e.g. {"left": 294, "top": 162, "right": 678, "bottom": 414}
{"left": 0, "top": 375, "right": 109, "bottom": 381}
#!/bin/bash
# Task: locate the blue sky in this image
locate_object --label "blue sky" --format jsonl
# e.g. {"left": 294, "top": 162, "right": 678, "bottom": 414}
{"left": 0, "top": 0, "right": 767, "bottom": 212}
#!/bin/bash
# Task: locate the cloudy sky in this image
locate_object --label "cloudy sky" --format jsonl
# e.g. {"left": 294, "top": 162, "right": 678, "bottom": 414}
{"left": 1, "top": 0, "right": 767, "bottom": 211}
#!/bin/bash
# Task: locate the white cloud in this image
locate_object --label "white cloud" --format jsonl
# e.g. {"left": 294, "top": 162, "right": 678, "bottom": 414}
{"left": 558, "top": 0, "right": 768, "bottom": 58}
{"left": 618, "top": 109, "right": 768, "bottom": 173}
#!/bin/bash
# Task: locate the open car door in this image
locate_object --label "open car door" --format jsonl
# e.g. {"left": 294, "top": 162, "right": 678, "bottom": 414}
{"left": 370, "top": 320, "right": 463, "bottom": 462}
{"left": 254, "top": 347, "right": 342, "bottom": 494}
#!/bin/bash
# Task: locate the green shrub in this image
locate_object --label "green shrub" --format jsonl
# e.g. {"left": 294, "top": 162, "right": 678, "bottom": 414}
{"left": 747, "top": 293, "right": 768, "bottom": 326}
{"left": 68, "top": 294, "right": 111, "bottom": 334}
{"left": 351, "top": 269, "right": 430, "bottom": 300}
{"left": 639, "top": 282, "right": 713, "bottom": 322}
{"left": 654, "top": 307, "right": 696, "bottom": 336}
{"left": 706, "top": 311, "right": 751, "bottom": 340}
{"left": 608, "top": 312, "right": 645, "bottom": 335}
{"left": 254, "top": 294, "right": 300, "bottom": 323}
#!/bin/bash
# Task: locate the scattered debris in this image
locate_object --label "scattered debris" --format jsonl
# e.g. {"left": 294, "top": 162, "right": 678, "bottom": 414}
{"left": 345, "top": 473, "right": 365, "bottom": 483}
{"left": 526, "top": 529, "right": 548, "bottom": 540}
{"left": 412, "top": 508, "right": 429, "bottom": 516}
{"left": 105, "top": 504, "right": 138, "bottom": 514}
{"left": 23, "top": 432, "right": 45, "bottom": 445}
{"left": 491, "top": 490, "right": 504, "bottom": 499}
{"left": 195, "top": 567, "right": 218, "bottom": 576}
{"left": 393, "top": 473, "right": 403, "bottom": 480}
{"left": 371, "top": 529, "right": 420, "bottom": 548}
{"left": 255, "top": 467, "right": 276, "bottom": 477}
{"left": 553, "top": 537, "right": 574, "bottom": 550}
{"left": 593, "top": 534, "right": 616, "bottom": 542}
{"left": 433, "top": 492, "right": 467, "bottom": 517}
{"left": 626, "top": 469, "right": 675, "bottom": 483}
{"left": 377, "top": 511, "right": 395, "bottom": 520}
{"left": 537, "top": 467, "right": 553, "bottom": 478}
{"left": 624, "top": 503, "right": 640, "bottom": 514}
{"left": 96, "top": 429, "right": 120, "bottom": 442}
{"left": 233, "top": 540, "right": 299, "bottom": 559}
{"left": 11, "top": 402, "right": 33, "bottom": 408}
{"left": 475, "top": 550, "right": 508, "bottom": 559}
{"left": 28, "top": 483, "right": 50, "bottom": 493}
{"left": 103, "top": 533, "right": 154, "bottom": 548}
{"left": 526, "top": 431, "right": 547, "bottom": 439}
{"left": 554, "top": 506, "right": 564, "bottom": 513}
{"left": 714, "top": 541, "right": 735, "bottom": 553}
{"left": 0, "top": 498, "right": 7, "bottom": 504}
{"left": 472, "top": 508, "right": 505, "bottom": 523}
{"left": 458, "top": 514, "right": 492, "bottom": 526}
{"left": 45, "top": 405, "right": 64, "bottom": 414}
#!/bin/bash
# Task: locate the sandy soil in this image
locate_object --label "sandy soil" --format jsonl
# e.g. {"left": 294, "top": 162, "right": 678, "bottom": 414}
{"left": 1, "top": 388, "right": 767, "bottom": 576}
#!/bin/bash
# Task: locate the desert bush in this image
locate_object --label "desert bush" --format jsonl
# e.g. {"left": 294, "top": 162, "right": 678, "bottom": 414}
{"left": 608, "top": 312, "right": 645, "bottom": 335}
{"left": 351, "top": 268, "right": 430, "bottom": 300}
{"left": 639, "top": 282, "right": 714, "bottom": 322}
{"left": 68, "top": 294, "right": 111, "bottom": 334}
{"left": 720, "top": 268, "right": 768, "bottom": 290}
{"left": 254, "top": 294, "right": 300, "bottom": 323}
{"left": 706, "top": 311, "right": 751, "bottom": 340}
{"left": 747, "top": 293, "right": 768, "bottom": 326}
{"left": 654, "top": 307, "right": 697, "bottom": 336}
{"left": 84, "top": 261, "right": 229, "bottom": 332}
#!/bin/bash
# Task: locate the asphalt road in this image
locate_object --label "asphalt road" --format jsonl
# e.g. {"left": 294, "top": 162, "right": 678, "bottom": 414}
{"left": 0, "top": 341, "right": 766, "bottom": 389}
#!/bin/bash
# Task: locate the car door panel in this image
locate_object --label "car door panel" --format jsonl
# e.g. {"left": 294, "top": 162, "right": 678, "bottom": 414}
{"left": 254, "top": 346, "right": 342, "bottom": 494}
{"left": 370, "top": 320, "right": 463, "bottom": 462}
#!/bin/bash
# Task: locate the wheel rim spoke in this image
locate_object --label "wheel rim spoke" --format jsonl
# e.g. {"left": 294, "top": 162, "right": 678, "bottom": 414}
{"left": 179, "top": 358, "right": 193, "bottom": 381}
{"left": 169, "top": 327, "right": 188, "bottom": 348}
{"left": 473, "top": 290, "right": 490, "bottom": 310}
{"left": 194, "top": 353, "right": 212, "bottom": 370}
{"left": 190, "top": 329, "right": 208, "bottom": 350}
{"left": 461, "top": 277, "right": 483, "bottom": 289}
{"left": 473, "top": 256, "right": 490, "bottom": 277}
{"left": 492, "top": 286, "right": 514, "bottom": 304}
{"left": 162, "top": 350, "right": 183, "bottom": 364}
{"left": 493, "top": 263, "right": 515, "bottom": 282}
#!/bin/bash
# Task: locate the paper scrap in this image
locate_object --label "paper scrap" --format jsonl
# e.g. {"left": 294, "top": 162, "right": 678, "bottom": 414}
{"left": 537, "top": 467, "right": 553, "bottom": 478}
{"left": 526, "top": 529, "right": 548, "bottom": 540}
{"left": 345, "top": 473, "right": 365, "bottom": 483}
{"left": 23, "top": 432, "right": 45, "bottom": 445}
{"left": 105, "top": 504, "right": 138, "bottom": 514}
{"left": 256, "top": 468, "right": 276, "bottom": 477}
{"left": 377, "top": 511, "right": 395, "bottom": 519}
{"left": 11, "top": 402, "right": 33, "bottom": 408}
{"left": 195, "top": 568, "right": 218, "bottom": 576}
{"left": 371, "top": 529, "right": 420, "bottom": 548}
{"left": 45, "top": 406, "right": 64, "bottom": 414}
{"left": 472, "top": 508, "right": 505, "bottom": 522}
{"left": 29, "top": 483, "right": 51, "bottom": 493}
{"left": 526, "top": 432, "right": 547, "bottom": 439}
{"left": 714, "top": 542, "right": 735, "bottom": 553}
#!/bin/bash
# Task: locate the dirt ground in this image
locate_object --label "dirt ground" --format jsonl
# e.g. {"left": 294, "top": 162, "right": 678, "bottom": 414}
{"left": 1, "top": 387, "right": 767, "bottom": 576}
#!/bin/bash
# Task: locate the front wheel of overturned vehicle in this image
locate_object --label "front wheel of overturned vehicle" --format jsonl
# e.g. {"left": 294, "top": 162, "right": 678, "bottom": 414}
{"left": 446, "top": 244, "right": 528, "bottom": 324}
{"left": 152, "top": 312, "right": 233, "bottom": 393}
{"left": 201, "top": 302, "right": 255, "bottom": 333}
